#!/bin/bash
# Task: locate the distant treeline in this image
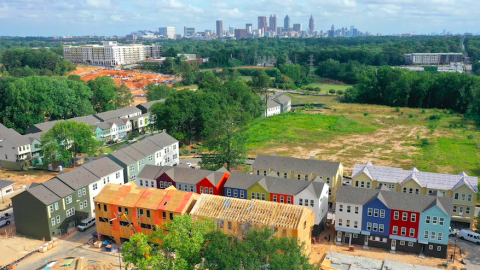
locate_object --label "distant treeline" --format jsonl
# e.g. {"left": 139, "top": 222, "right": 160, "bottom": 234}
{"left": 0, "top": 48, "right": 75, "bottom": 76}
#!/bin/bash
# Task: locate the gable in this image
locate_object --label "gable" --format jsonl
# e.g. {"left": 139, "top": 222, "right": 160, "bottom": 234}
{"left": 364, "top": 197, "right": 388, "bottom": 210}
{"left": 248, "top": 183, "right": 268, "bottom": 194}
{"left": 452, "top": 183, "right": 475, "bottom": 194}
{"left": 422, "top": 205, "right": 449, "bottom": 218}
{"left": 353, "top": 172, "right": 373, "bottom": 182}
{"left": 401, "top": 178, "right": 422, "bottom": 188}
{"left": 197, "top": 178, "right": 214, "bottom": 188}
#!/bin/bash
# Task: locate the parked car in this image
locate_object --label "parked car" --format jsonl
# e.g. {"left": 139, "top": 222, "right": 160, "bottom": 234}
{"left": 78, "top": 217, "right": 96, "bottom": 232}
{"left": 449, "top": 227, "right": 457, "bottom": 236}
{"left": 0, "top": 214, "right": 12, "bottom": 227}
{"left": 458, "top": 229, "right": 480, "bottom": 244}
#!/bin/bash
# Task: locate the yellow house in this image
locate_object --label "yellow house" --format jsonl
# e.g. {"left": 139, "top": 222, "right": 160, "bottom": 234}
{"left": 252, "top": 154, "right": 343, "bottom": 209}
{"left": 190, "top": 194, "right": 315, "bottom": 252}
{"left": 352, "top": 162, "right": 478, "bottom": 229}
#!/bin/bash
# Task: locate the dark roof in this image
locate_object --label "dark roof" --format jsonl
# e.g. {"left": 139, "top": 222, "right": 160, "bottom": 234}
{"left": 225, "top": 173, "right": 265, "bottom": 190}
{"left": 136, "top": 100, "right": 165, "bottom": 112}
{"left": 253, "top": 154, "right": 341, "bottom": 176}
{"left": 94, "top": 122, "right": 113, "bottom": 130}
{"left": 82, "top": 157, "right": 123, "bottom": 178}
{"left": 56, "top": 167, "right": 99, "bottom": 190}
{"left": 42, "top": 178, "right": 75, "bottom": 198}
{"left": 0, "top": 179, "right": 16, "bottom": 189}
{"left": 336, "top": 186, "right": 453, "bottom": 215}
{"left": 24, "top": 184, "right": 61, "bottom": 205}
{"left": 145, "top": 133, "right": 178, "bottom": 147}
{"left": 138, "top": 165, "right": 174, "bottom": 180}
{"left": 274, "top": 94, "right": 291, "bottom": 105}
{"left": 130, "top": 139, "right": 162, "bottom": 156}
{"left": 165, "top": 167, "right": 214, "bottom": 185}
{"left": 266, "top": 99, "right": 280, "bottom": 109}
{"left": 109, "top": 149, "right": 137, "bottom": 165}
{"left": 25, "top": 115, "right": 100, "bottom": 134}
{"left": 94, "top": 106, "right": 141, "bottom": 121}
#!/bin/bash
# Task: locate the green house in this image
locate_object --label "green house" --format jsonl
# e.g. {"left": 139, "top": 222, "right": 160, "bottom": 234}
{"left": 248, "top": 179, "right": 271, "bottom": 201}
{"left": 12, "top": 178, "right": 91, "bottom": 241}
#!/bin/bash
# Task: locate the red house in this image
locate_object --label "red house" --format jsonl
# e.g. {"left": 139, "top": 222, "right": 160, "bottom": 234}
{"left": 389, "top": 209, "right": 420, "bottom": 239}
{"left": 197, "top": 171, "right": 230, "bottom": 196}
{"left": 270, "top": 193, "right": 294, "bottom": 204}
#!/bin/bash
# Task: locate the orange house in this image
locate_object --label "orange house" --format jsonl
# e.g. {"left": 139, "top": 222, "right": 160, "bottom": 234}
{"left": 94, "top": 182, "right": 198, "bottom": 244}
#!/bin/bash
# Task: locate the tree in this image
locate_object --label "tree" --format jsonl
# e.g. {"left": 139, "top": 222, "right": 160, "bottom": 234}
{"left": 116, "top": 84, "right": 133, "bottom": 108}
{"left": 329, "top": 89, "right": 336, "bottom": 94}
{"left": 67, "top": 75, "right": 83, "bottom": 82}
{"left": 163, "top": 47, "right": 178, "bottom": 57}
{"left": 41, "top": 121, "right": 100, "bottom": 168}
{"left": 87, "top": 76, "right": 118, "bottom": 113}
{"left": 250, "top": 70, "right": 271, "bottom": 103}
{"left": 336, "top": 89, "right": 344, "bottom": 95}
{"left": 146, "top": 84, "right": 175, "bottom": 101}
{"left": 182, "top": 71, "right": 195, "bottom": 86}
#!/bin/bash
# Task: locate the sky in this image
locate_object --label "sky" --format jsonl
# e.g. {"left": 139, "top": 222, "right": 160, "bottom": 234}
{"left": 0, "top": 0, "right": 478, "bottom": 36}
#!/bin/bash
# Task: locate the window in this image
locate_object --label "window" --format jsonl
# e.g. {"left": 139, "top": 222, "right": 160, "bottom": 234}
{"left": 408, "top": 242, "right": 414, "bottom": 247}
{"left": 338, "top": 219, "right": 343, "bottom": 226}
{"left": 403, "top": 187, "right": 407, "bottom": 193}
{"left": 461, "top": 193, "right": 466, "bottom": 201}
{"left": 299, "top": 198, "right": 302, "bottom": 205}
{"left": 51, "top": 218, "right": 56, "bottom": 226}
{"left": 389, "top": 184, "right": 395, "bottom": 189}
{"left": 227, "top": 189, "right": 231, "bottom": 196}
{"left": 116, "top": 172, "right": 120, "bottom": 179}
{"left": 437, "top": 246, "right": 442, "bottom": 251}
{"left": 82, "top": 188, "right": 86, "bottom": 196}
{"left": 326, "top": 177, "right": 331, "bottom": 184}
{"left": 367, "top": 208, "right": 373, "bottom": 216}
{"left": 233, "top": 190, "right": 238, "bottom": 197}
{"left": 264, "top": 171, "right": 267, "bottom": 176}
{"left": 305, "top": 175, "right": 308, "bottom": 181}
{"left": 284, "top": 173, "right": 287, "bottom": 178}
{"left": 361, "top": 181, "right": 365, "bottom": 188}
{"left": 170, "top": 213, "right": 174, "bottom": 220}
{"left": 190, "top": 186, "right": 194, "bottom": 192}
{"left": 355, "top": 207, "right": 359, "bottom": 214}
{"left": 209, "top": 188, "right": 213, "bottom": 194}
{"left": 402, "top": 212, "right": 408, "bottom": 221}
{"left": 297, "top": 174, "right": 301, "bottom": 180}
{"left": 353, "top": 233, "right": 358, "bottom": 238}
{"left": 409, "top": 188, "right": 413, "bottom": 194}
{"left": 240, "top": 190, "right": 245, "bottom": 199}
{"left": 429, "top": 245, "right": 433, "bottom": 250}
{"left": 466, "top": 207, "right": 471, "bottom": 214}
{"left": 453, "top": 205, "right": 457, "bottom": 212}
{"left": 454, "top": 193, "right": 459, "bottom": 200}
{"left": 262, "top": 193, "right": 266, "bottom": 201}
{"left": 287, "top": 197, "right": 292, "bottom": 204}
{"left": 93, "top": 183, "right": 98, "bottom": 190}
{"left": 367, "top": 222, "right": 372, "bottom": 230}
{"left": 130, "top": 165, "right": 135, "bottom": 171}
{"left": 310, "top": 200, "right": 314, "bottom": 207}
{"left": 49, "top": 205, "right": 54, "bottom": 213}
{"left": 379, "top": 224, "right": 384, "bottom": 232}
{"left": 66, "top": 195, "right": 72, "bottom": 204}
{"left": 373, "top": 223, "right": 378, "bottom": 231}
{"left": 256, "top": 170, "right": 260, "bottom": 175}
{"left": 424, "top": 230, "right": 429, "bottom": 238}
{"left": 366, "top": 182, "right": 371, "bottom": 188}
{"left": 66, "top": 207, "right": 75, "bottom": 217}
{"left": 78, "top": 190, "right": 82, "bottom": 197}
{"left": 355, "top": 181, "right": 359, "bottom": 187}
{"left": 56, "top": 215, "right": 60, "bottom": 224}
{"left": 374, "top": 209, "right": 379, "bottom": 217}
{"left": 54, "top": 202, "right": 59, "bottom": 211}
{"left": 411, "top": 214, "right": 416, "bottom": 222}
{"left": 140, "top": 180, "right": 143, "bottom": 186}
{"left": 354, "top": 221, "right": 358, "bottom": 228}
{"left": 394, "top": 211, "right": 399, "bottom": 220}
{"left": 280, "top": 196, "right": 284, "bottom": 203}
{"left": 339, "top": 205, "right": 343, "bottom": 212}
{"left": 400, "top": 241, "right": 405, "bottom": 246}
{"left": 410, "top": 228, "right": 415, "bottom": 237}
{"left": 80, "top": 202, "right": 84, "bottom": 210}
{"left": 430, "top": 231, "right": 436, "bottom": 240}
{"left": 200, "top": 186, "right": 203, "bottom": 193}
{"left": 438, "top": 232, "right": 443, "bottom": 241}
{"left": 346, "top": 220, "right": 350, "bottom": 227}
{"left": 468, "top": 194, "right": 473, "bottom": 202}
{"left": 251, "top": 192, "right": 255, "bottom": 199}
{"left": 347, "top": 206, "right": 351, "bottom": 213}
{"left": 147, "top": 210, "right": 150, "bottom": 218}
{"left": 401, "top": 227, "right": 406, "bottom": 236}
{"left": 104, "top": 204, "right": 107, "bottom": 211}
{"left": 439, "top": 217, "right": 444, "bottom": 226}
{"left": 162, "top": 212, "right": 166, "bottom": 219}
{"left": 432, "top": 216, "right": 438, "bottom": 225}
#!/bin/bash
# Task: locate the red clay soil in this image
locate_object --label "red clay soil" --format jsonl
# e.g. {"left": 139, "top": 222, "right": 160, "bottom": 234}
{"left": 80, "top": 70, "right": 171, "bottom": 90}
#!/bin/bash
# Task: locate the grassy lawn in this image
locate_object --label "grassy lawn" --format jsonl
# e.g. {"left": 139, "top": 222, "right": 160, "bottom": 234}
{"left": 241, "top": 76, "right": 252, "bottom": 81}
{"left": 305, "top": 83, "right": 352, "bottom": 94}
{"left": 102, "top": 141, "right": 128, "bottom": 155}
{"left": 175, "top": 84, "right": 199, "bottom": 90}
{"left": 242, "top": 95, "right": 480, "bottom": 202}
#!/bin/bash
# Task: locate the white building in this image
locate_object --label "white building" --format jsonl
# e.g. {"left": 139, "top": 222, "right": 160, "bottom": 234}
{"left": 63, "top": 41, "right": 161, "bottom": 66}
{"left": 265, "top": 100, "right": 281, "bottom": 117}
{"left": 335, "top": 195, "right": 363, "bottom": 244}
{"left": 158, "top": 27, "right": 175, "bottom": 39}
{"left": 264, "top": 94, "right": 292, "bottom": 117}
{"left": 404, "top": 53, "right": 464, "bottom": 65}
{"left": 438, "top": 62, "right": 464, "bottom": 73}
{"left": 293, "top": 178, "right": 329, "bottom": 234}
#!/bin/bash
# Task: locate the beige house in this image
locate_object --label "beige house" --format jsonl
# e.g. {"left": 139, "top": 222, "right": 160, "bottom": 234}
{"left": 351, "top": 162, "right": 478, "bottom": 229}
{"left": 252, "top": 154, "right": 343, "bottom": 209}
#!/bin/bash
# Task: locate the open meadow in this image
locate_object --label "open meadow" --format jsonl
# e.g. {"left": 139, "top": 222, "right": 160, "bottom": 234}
{"left": 243, "top": 94, "right": 480, "bottom": 199}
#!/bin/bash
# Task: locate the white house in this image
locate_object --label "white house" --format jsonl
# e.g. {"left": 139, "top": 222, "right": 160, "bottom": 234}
{"left": 0, "top": 127, "right": 33, "bottom": 170}
{"left": 335, "top": 194, "right": 364, "bottom": 244}
{"left": 0, "top": 179, "right": 16, "bottom": 198}
{"left": 265, "top": 100, "right": 281, "bottom": 117}
{"left": 294, "top": 179, "right": 329, "bottom": 235}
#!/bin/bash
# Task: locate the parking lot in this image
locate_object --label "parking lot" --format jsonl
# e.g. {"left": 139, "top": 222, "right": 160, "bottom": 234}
{"left": 450, "top": 236, "right": 480, "bottom": 269}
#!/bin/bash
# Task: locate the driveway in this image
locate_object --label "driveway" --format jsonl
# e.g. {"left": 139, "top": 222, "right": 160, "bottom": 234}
{"left": 449, "top": 236, "right": 480, "bottom": 269}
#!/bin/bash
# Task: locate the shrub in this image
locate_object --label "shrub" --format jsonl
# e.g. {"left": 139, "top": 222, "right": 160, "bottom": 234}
{"left": 329, "top": 89, "right": 336, "bottom": 94}
{"left": 429, "top": 114, "right": 442, "bottom": 120}
{"left": 421, "top": 138, "right": 430, "bottom": 146}
{"left": 364, "top": 112, "right": 370, "bottom": 116}
{"left": 191, "top": 149, "right": 197, "bottom": 154}
{"left": 395, "top": 107, "right": 400, "bottom": 112}
{"left": 422, "top": 109, "right": 426, "bottom": 114}
{"left": 409, "top": 113, "right": 414, "bottom": 118}
{"left": 337, "top": 90, "right": 344, "bottom": 95}
{"left": 400, "top": 112, "right": 404, "bottom": 116}
{"left": 468, "top": 135, "right": 474, "bottom": 140}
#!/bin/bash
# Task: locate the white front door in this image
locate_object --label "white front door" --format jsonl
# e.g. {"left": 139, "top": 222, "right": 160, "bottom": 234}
{"left": 337, "top": 231, "right": 343, "bottom": 243}
{"left": 391, "top": 239, "right": 396, "bottom": 250}
{"left": 459, "top": 206, "right": 464, "bottom": 216}
{"left": 364, "top": 236, "right": 369, "bottom": 246}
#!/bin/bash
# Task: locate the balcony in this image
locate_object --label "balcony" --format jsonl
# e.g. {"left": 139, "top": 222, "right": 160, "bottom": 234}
{"left": 16, "top": 154, "right": 32, "bottom": 162}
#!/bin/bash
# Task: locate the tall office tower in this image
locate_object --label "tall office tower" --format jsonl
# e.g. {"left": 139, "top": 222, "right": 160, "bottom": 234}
{"left": 184, "top": 26, "right": 195, "bottom": 36}
{"left": 258, "top": 16, "right": 268, "bottom": 32}
{"left": 284, "top": 15, "right": 290, "bottom": 29}
{"left": 229, "top": 26, "right": 234, "bottom": 35}
{"left": 269, "top": 15, "right": 277, "bottom": 35}
{"left": 293, "top": 23, "right": 302, "bottom": 32}
{"left": 331, "top": 25, "right": 335, "bottom": 32}
{"left": 246, "top": 23, "right": 253, "bottom": 34}
{"left": 158, "top": 27, "right": 175, "bottom": 38}
{"left": 216, "top": 20, "right": 223, "bottom": 37}
{"left": 235, "top": 29, "right": 248, "bottom": 39}
{"left": 309, "top": 15, "right": 315, "bottom": 33}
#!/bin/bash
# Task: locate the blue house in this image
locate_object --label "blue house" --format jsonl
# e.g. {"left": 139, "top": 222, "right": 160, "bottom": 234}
{"left": 223, "top": 173, "right": 264, "bottom": 200}
{"left": 418, "top": 199, "right": 452, "bottom": 258}
{"left": 362, "top": 191, "right": 391, "bottom": 248}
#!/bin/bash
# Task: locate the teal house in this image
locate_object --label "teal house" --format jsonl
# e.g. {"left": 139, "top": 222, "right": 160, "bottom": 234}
{"left": 418, "top": 199, "right": 452, "bottom": 258}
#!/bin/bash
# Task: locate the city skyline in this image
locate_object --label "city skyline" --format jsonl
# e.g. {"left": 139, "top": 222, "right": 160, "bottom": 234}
{"left": 0, "top": 0, "right": 478, "bottom": 36}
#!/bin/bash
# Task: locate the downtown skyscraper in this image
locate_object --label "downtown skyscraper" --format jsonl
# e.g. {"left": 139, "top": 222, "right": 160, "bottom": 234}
{"left": 258, "top": 16, "right": 268, "bottom": 33}
{"left": 216, "top": 20, "right": 223, "bottom": 37}
{"left": 284, "top": 15, "right": 290, "bottom": 29}
{"left": 269, "top": 15, "right": 277, "bottom": 35}
{"left": 309, "top": 15, "right": 315, "bottom": 33}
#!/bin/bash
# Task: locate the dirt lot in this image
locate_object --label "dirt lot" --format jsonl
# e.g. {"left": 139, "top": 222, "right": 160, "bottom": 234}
{"left": 0, "top": 235, "right": 45, "bottom": 266}
{"left": 311, "top": 225, "right": 466, "bottom": 269}
{"left": 68, "top": 66, "right": 100, "bottom": 76}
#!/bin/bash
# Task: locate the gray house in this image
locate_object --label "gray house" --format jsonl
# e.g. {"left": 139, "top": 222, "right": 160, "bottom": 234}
{"left": 136, "top": 99, "right": 165, "bottom": 114}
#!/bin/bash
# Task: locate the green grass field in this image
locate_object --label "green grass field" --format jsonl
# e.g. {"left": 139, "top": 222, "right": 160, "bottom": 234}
{"left": 242, "top": 95, "right": 480, "bottom": 202}
{"left": 175, "top": 84, "right": 199, "bottom": 90}
{"left": 305, "top": 83, "right": 352, "bottom": 94}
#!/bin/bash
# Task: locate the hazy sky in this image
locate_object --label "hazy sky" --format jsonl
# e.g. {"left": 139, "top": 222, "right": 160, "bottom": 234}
{"left": 0, "top": 0, "right": 477, "bottom": 36}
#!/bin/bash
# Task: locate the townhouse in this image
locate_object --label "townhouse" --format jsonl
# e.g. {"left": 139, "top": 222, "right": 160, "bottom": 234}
{"left": 136, "top": 99, "right": 166, "bottom": 114}
{"left": 335, "top": 186, "right": 453, "bottom": 258}
{"left": 190, "top": 194, "right": 315, "bottom": 252}
{"left": 94, "top": 118, "right": 132, "bottom": 142}
{"left": 252, "top": 154, "right": 343, "bottom": 209}
{"left": 12, "top": 178, "right": 92, "bottom": 240}
{"left": 94, "top": 182, "right": 198, "bottom": 244}
{"left": 137, "top": 165, "right": 230, "bottom": 195}
{"left": 264, "top": 94, "right": 291, "bottom": 117}
{"left": 351, "top": 162, "right": 478, "bottom": 229}
{"left": 224, "top": 173, "right": 329, "bottom": 235}
{"left": 0, "top": 127, "right": 34, "bottom": 170}
{"left": 108, "top": 133, "right": 179, "bottom": 184}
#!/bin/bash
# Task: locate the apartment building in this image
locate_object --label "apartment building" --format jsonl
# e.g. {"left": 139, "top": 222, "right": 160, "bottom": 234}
{"left": 63, "top": 41, "right": 161, "bottom": 66}
{"left": 335, "top": 186, "right": 453, "bottom": 258}
{"left": 94, "top": 182, "right": 198, "bottom": 244}
{"left": 351, "top": 162, "right": 478, "bottom": 229}
{"left": 190, "top": 194, "right": 315, "bottom": 252}
{"left": 252, "top": 154, "right": 343, "bottom": 209}
{"left": 404, "top": 53, "right": 464, "bottom": 65}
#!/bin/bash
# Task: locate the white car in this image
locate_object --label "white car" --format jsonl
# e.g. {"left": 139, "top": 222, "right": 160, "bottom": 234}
{"left": 449, "top": 227, "right": 457, "bottom": 236}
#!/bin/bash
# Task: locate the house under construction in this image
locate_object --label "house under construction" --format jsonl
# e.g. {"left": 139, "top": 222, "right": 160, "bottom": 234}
{"left": 190, "top": 194, "right": 315, "bottom": 252}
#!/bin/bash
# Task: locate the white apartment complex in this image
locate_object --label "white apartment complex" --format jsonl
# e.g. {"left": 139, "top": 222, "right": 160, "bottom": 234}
{"left": 404, "top": 53, "right": 464, "bottom": 65}
{"left": 63, "top": 41, "right": 161, "bottom": 66}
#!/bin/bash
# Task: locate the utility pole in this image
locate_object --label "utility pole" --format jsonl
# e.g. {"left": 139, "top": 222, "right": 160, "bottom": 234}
{"left": 309, "top": 54, "right": 315, "bottom": 77}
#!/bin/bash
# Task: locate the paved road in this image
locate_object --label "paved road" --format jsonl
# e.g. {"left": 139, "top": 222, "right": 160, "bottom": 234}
{"left": 16, "top": 226, "right": 122, "bottom": 270}
{"left": 475, "top": 206, "right": 480, "bottom": 217}
{"left": 449, "top": 236, "right": 480, "bottom": 269}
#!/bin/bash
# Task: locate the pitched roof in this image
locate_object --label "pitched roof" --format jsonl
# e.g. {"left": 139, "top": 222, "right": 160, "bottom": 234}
{"left": 352, "top": 163, "right": 478, "bottom": 192}
{"left": 130, "top": 139, "right": 162, "bottom": 156}
{"left": 253, "top": 154, "right": 341, "bottom": 176}
{"left": 452, "top": 177, "right": 476, "bottom": 192}
{"left": 165, "top": 167, "right": 214, "bottom": 185}
{"left": 267, "top": 99, "right": 280, "bottom": 109}
{"left": 25, "top": 115, "right": 100, "bottom": 134}
{"left": 94, "top": 106, "right": 142, "bottom": 121}
{"left": 95, "top": 122, "right": 113, "bottom": 130}
{"left": 94, "top": 182, "right": 144, "bottom": 208}
{"left": 82, "top": 157, "right": 123, "bottom": 178}
{"left": 145, "top": 133, "right": 178, "bottom": 148}
{"left": 136, "top": 100, "right": 165, "bottom": 112}
{"left": 42, "top": 177, "right": 75, "bottom": 198}
{"left": 336, "top": 186, "right": 453, "bottom": 215}
{"left": 224, "top": 173, "right": 265, "bottom": 190}
{"left": 216, "top": 167, "right": 230, "bottom": 174}
{"left": 109, "top": 148, "right": 137, "bottom": 165}
{"left": 274, "top": 94, "right": 291, "bottom": 105}
{"left": 138, "top": 165, "right": 174, "bottom": 180}
{"left": 56, "top": 167, "right": 99, "bottom": 190}
{"left": 23, "top": 184, "right": 61, "bottom": 205}
{"left": 0, "top": 179, "right": 16, "bottom": 189}
{"left": 0, "top": 128, "right": 31, "bottom": 146}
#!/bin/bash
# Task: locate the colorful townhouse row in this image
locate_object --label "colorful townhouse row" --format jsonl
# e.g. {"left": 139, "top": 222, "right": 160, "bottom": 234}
{"left": 0, "top": 100, "right": 164, "bottom": 171}
{"left": 335, "top": 185, "right": 453, "bottom": 258}
{"left": 351, "top": 162, "right": 478, "bottom": 229}
{"left": 93, "top": 182, "right": 315, "bottom": 253}
{"left": 11, "top": 133, "right": 179, "bottom": 241}
{"left": 137, "top": 164, "right": 329, "bottom": 236}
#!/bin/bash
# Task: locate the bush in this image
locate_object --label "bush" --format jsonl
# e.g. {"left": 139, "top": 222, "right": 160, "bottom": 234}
{"left": 468, "top": 135, "right": 474, "bottom": 140}
{"left": 409, "top": 113, "right": 414, "bottom": 118}
{"left": 429, "top": 114, "right": 442, "bottom": 120}
{"left": 191, "top": 149, "right": 197, "bottom": 154}
{"left": 364, "top": 112, "right": 370, "bottom": 116}
{"left": 422, "top": 109, "right": 426, "bottom": 114}
{"left": 181, "top": 149, "right": 190, "bottom": 155}
{"left": 421, "top": 138, "right": 430, "bottom": 146}
{"left": 337, "top": 90, "right": 344, "bottom": 95}
{"left": 329, "top": 89, "right": 336, "bottom": 94}
{"left": 395, "top": 107, "right": 400, "bottom": 112}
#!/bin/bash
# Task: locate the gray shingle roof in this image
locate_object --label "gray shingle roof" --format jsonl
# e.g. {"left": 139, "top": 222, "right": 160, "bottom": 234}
{"left": 136, "top": 100, "right": 165, "bottom": 112}
{"left": 353, "top": 163, "right": 478, "bottom": 192}
{"left": 336, "top": 186, "right": 453, "bottom": 215}
{"left": 56, "top": 167, "right": 99, "bottom": 190}
{"left": 82, "top": 157, "right": 123, "bottom": 178}
{"left": 25, "top": 115, "right": 100, "bottom": 134}
{"left": 25, "top": 184, "right": 61, "bottom": 205}
{"left": 224, "top": 173, "right": 265, "bottom": 190}
{"left": 95, "top": 122, "right": 113, "bottom": 130}
{"left": 253, "top": 154, "right": 341, "bottom": 176}
{"left": 109, "top": 149, "right": 137, "bottom": 165}
{"left": 0, "top": 179, "right": 16, "bottom": 190}
{"left": 145, "top": 133, "right": 178, "bottom": 147}
{"left": 130, "top": 139, "right": 162, "bottom": 156}
{"left": 266, "top": 100, "right": 280, "bottom": 109}
{"left": 138, "top": 165, "right": 174, "bottom": 180}
{"left": 274, "top": 94, "right": 291, "bottom": 105}
{"left": 94, "top": 106, "right": 141, "bottom": 121}
{"left": 42, "top": 177, "right": 75, "bottom": 198}
{"left": 165, "top": 167, "right": 214, "bottom": 185}
{"left": 0, "top": 130, "right": 31, "bottom": 146}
